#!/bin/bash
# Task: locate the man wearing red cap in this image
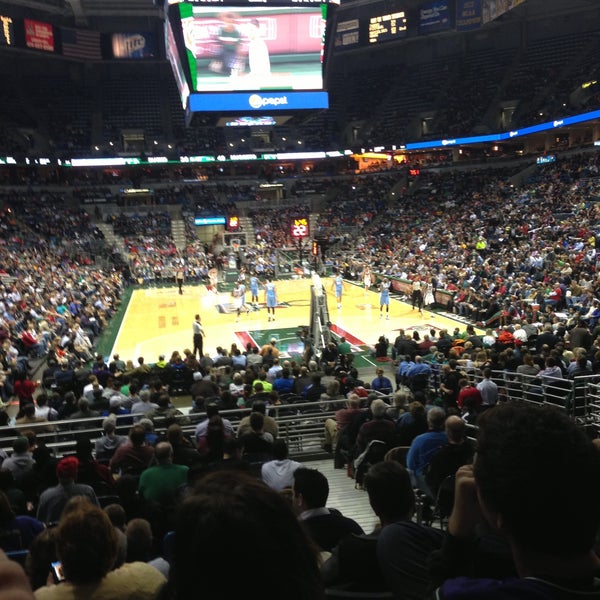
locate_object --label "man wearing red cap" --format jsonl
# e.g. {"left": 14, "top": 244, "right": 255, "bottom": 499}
{"left": 36, "top": 456, "right": 99, "bottom": 524}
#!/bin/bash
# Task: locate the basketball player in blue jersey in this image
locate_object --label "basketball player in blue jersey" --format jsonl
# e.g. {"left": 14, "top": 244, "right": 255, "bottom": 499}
{"left": 331, "top": 272, "right": 344, "bottom": 309}
{"left": 249, "top": 273, "right": 260, "bottom": 307}
{"left": 379, "top": 277, "right": 391, "bottom": 320}
{"left": 265, "top": 278, "right": 277, "bottom": 322}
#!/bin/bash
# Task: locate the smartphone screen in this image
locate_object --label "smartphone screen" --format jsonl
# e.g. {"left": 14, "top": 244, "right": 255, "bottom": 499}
{"left": 51, "top": 561, "right": 65, "bottom": 584}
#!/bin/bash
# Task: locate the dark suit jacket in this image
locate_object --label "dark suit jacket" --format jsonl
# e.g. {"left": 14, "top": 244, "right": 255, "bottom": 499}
{"left": 301, "top": 509, "right": 364, "bottom": 551}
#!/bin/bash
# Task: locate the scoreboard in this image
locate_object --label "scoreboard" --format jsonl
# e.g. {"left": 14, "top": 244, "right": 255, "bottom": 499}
{"left": 291, "top": 217, "right": 310, "bottom": 239}
{"left": 368, "top": 10, "right": 407, "bottom": 44}
{"left": 332, "top": 0, "right": 408, "bottom": 49}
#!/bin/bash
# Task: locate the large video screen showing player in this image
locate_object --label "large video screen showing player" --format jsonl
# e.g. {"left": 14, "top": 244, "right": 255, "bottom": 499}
{"left": 179, "top": 3, "right": 326, "bottom": 93}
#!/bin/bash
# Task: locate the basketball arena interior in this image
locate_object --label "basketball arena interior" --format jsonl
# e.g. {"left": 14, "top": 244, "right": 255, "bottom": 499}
{"left": 0, "top": 0, "right": 599, "bottom": 597}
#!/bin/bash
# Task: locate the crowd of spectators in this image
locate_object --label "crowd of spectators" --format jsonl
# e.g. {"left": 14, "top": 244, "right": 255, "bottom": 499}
{"left": 0, "top": 399, "right": 594, "bottom": 599}
{"left": 319, "top": 154, "right": 600, "bottom": 330}
{"left": 248, "top": 203, "right": 311, "bottom": 248}
{"left": 0, "top": 148, "right": 597, "bottom": 597}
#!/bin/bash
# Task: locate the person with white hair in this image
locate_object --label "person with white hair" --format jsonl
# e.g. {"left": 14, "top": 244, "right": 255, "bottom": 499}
{"left": 406, "top": 406, "right": 448, "bottom": 498}
{"left": 130, "top": 389, "right": 159, "bottom": 422}
{"left": 512, "top": 322, "right": 528, "bottom": 344}
{"left": 355, "top": 398, "right": 396, "bottom": 456}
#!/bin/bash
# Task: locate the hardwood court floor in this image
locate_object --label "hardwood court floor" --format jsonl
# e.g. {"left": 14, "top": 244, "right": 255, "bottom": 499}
{"left": 110, "top": 277, "right": 468, "bottom": 380}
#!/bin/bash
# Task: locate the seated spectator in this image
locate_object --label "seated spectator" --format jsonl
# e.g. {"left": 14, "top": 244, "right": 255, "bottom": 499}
{"left": 261, "top": 439, "right": 302, "bottom": 492}
{"left": 370, "top": 367, "right": 394, "bottom": 395}
{"left": 406, "top": 356, "right": 432, "bottom": 392}
{"left": 238, "top": 412, "right": 274, "bottom": 463}
{"left": 138, "top": 442, "right": 189, "bottom": 506}
{"left": 427, "top": 402, "right": 600, "bottom": 599}
{"left": 36, "top": 457, "right": 99, "bottom": 525}
{"left": 228, "top": 372, "right": 246, "bottom": 405}
{"left": 424, "top": 415, "right": 475, "bottom": 501}
{"left": 33, "top": 395, "right": 58, "bottom": 422}
{"left": 166, "top": 424, "right": 202, "bottom": 468}
{"left": 69, "top": 397, "right": 100, "bottom": 427}
{"left": 125, "top": 518, "right": 170, "bottom": 578}
{"left": 2, "top": 436, "right": 35, "bottom": 486}
{"left": 230, "top": 348, "right": 247, "bottom": 372}
{"left": 568, "top": 352, "right": 593, "bottom": 379}
{"left": 198, "top": 437, "right": 252, "bottom": 478}
{"left": 247, "top": 381, "right": 271, "bottom": 406}
{"left": 293, "top": 365, "right": 312, "bottom": 395}
{"left": 456, "top": 378, "right": 483, "bottom": 411}
{"left": 373, "top": 335, "right": 389, "bottom": 359}
{"left": 16, "top": 404, "right": 53, "bottom": 435}
{"left": 302, "top": 374, "right": 327, "bottom": 403}
{"left": 355, "top": 398, "right": 397, "bottom": 456}
{"left": 396, "top": 355, "right": 416, "bottom": 389}
{"left": 516, "top": 352, "right": 540, "bottom": 392}
{"left": 406, "top": 406, "right": 448, "bottom": 500}
{"left": 102, "top": 395, "right": 131, "bottom": 418}
{"left": 320, "top": 342, "right": 340, "bottom": 374}
{"left": 323, "top": 394, "right": 365, "bottom": 456}
{"left": 73, "top": 438, "right": 114, "bottom": 493}
{"left": 196, "top": 414, "right": 231, "bottom": 463}
{"left": 109, "top": 353, "right": 126, "bottom": 375}
{"left": 236, "top": 400, "right": 278, "bottom": 438}
{"left": 94, "top": 417, "right": 127, "bottom": 465}
{"left": 0, "top": 490, "right": 44, "bottom": 552}
{"left": 130, "top": 389, "right": 158, "bottom": 421}
{"left": 34, "top": 499, "right": 165, "bottom": 599}
{"left": 194, "top": 405, "right": 234, "bottom": 447}
{"left": 103, "top": 503, "right": 127, "bottom": 568}
{"left": 396, "top": 399, "right": 429, "bottom": 446}
{"left": 293, "top": 467, "right": 364, "bottom": 552}
{"left": 26, "top": 527, "right": 59, "bottom": 592}
{"left": 322, "top": 461, "right": 442, "bottom": 594}
{"left": 319, "top": 379, "right": 345, "bottom": 411}
{"left": 147, "top": 393, "right": 190, "bottom": 427}
{"left": 272, "top": 367, "right": 295, "bottom": 395}
{"left": 109, "top": 425, "right": 156, "bottom": 477}
{"left": 167, "top": 470, "right": 323, "bottom": 599}
{"left": 83, "top": 376, "right": 103, "bottom": 403}
{"left": 266, "top": 357, "right": 283, "bottom": 383}
{"left": 102, "top": 378, "right": 130, "bottom": 410}
{"left": 28, "top": 445, "right": 58, "bottom": 502}
{"left": 138, "top": 418, "right": 159, "bottom": 447}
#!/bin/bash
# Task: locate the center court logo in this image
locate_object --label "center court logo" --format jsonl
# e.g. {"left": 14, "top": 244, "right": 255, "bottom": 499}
{"left": 248, "top": 94, "right": 288, "bottom": 109}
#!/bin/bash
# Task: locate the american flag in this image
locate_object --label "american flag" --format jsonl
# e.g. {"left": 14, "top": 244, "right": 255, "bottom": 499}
{"left": 61, "top": 27, "right": 101, "bottom": 60}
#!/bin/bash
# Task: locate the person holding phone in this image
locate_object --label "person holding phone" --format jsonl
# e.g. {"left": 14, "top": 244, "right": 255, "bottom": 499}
{"left": 34, "top": 499, "right": 165, "bottom": 599}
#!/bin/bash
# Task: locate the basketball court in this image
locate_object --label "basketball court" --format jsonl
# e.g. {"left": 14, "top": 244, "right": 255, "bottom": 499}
{"left": 106, "top": 277, "right": 470, "bottom": 371}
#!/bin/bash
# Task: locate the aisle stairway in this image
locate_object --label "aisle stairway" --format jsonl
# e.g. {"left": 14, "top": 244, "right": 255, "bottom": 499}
{"left": 95, "top": 221, "right": 128, "bottom": 258}
{"left": 239, "top": 215, "right": 253, "bottom": 240}
{"left": 171, "top": 214, "right": 187, "bottom": 251}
